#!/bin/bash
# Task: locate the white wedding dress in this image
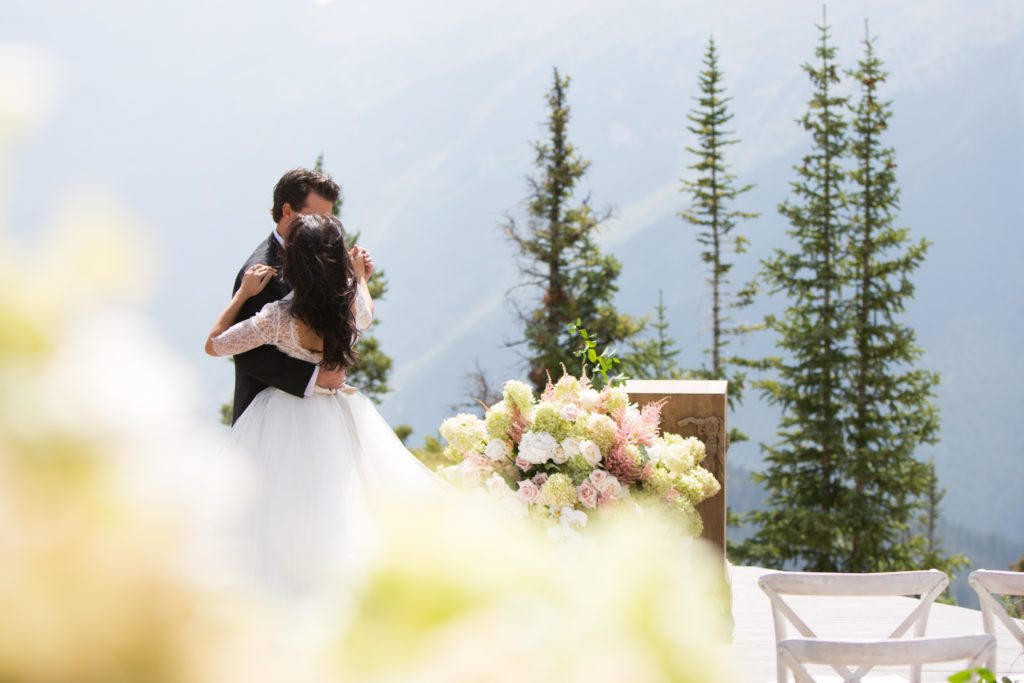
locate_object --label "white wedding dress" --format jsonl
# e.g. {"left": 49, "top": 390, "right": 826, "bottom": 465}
{"left": 212, "top": 292, "right": 442, "bottom": 594}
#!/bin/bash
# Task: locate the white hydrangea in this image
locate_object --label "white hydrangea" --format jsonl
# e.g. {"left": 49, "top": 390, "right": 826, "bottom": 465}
{"left": 440, "top": 413, "right": 488, "bottom": 454}
{"left": 518, "top": 431, "right": 560, "bottom": 465}
{"left": 649, "top": 435, "right": 706, "bottom": 475}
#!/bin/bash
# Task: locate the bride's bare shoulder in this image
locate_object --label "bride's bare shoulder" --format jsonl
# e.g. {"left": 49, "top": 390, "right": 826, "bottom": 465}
{"left": 291, "top": 315, "right": 324, "bottom": 354}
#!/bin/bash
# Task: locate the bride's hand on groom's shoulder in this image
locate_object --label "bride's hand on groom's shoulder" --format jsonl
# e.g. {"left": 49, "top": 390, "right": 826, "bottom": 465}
{"left": 238, "top": 264, "right": 276, "bottom": 298}
{"left": 349, "top": 246, "right": 373, "bottom": 280}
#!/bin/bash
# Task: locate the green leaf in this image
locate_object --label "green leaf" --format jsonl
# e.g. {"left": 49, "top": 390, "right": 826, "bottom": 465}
{"left": 587, "top": 349, "right": 597, "bottom": 362}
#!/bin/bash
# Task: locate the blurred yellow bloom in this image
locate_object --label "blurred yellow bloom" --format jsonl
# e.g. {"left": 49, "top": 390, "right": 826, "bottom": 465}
{"left": 332, "top": 496, "right": 735, "bottom": 683}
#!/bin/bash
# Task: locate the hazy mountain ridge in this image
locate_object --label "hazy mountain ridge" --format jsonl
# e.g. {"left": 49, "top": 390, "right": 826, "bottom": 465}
{"left": 373, "top": 33, "right": 1024, "bottom": 545}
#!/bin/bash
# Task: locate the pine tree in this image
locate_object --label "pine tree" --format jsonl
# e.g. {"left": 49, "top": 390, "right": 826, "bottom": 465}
{"left": 735, "top": 14, "right": 852, "bottom": 571}
{"left": 315, "top": 154, "right": 394, "bottom": 404}
{"left": 680, "top": 36, "right": 760, "bottom": 384}
{"left": 842, "top": 29, "right": 942, "bottom": 572}
{"left": 505, "top": 68, "right": 642, "bottom": 391}
{"left": 913, "top": 460, "right": 969, "bottom": 586}
{"left": 623, "top": 290, "right": 683, "bottom": 379}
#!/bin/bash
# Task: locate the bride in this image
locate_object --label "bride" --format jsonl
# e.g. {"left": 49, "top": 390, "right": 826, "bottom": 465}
{"left": 206, "top": 213, "right": 441, "bottom": 593}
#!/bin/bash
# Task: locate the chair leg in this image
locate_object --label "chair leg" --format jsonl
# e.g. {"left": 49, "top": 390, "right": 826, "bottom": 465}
{"left": 980, "top": 606, "right": 997, "bottom": 672}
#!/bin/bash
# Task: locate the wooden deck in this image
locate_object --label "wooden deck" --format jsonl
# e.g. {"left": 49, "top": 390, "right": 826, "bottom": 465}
{"left": 724, "top": 565, "right": 1024, "bottom": 682}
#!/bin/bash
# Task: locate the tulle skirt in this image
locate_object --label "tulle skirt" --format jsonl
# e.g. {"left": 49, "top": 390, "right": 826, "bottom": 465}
{"left": 225, "top": 386, "right": 442, "bottom": 594}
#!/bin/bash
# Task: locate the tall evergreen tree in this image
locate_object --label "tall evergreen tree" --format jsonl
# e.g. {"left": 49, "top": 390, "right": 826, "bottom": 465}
{"left": 842, "top": 30, "right": 942, "bottom": 571}
{"left": 622, "top": 290, "right": 683, "bottom": 380}
{"left": 735, "top": 14, "right": 852, "bottom": 571}
{"left": 315, "top": 154, "right": 394, "bottom": 404}
{"left": 913, "top": 459, "right": 968, "bottom": 587}
{"left": 505, "top": 68, "right": 642, "bottom": 391}
{"left": 680, "top": 36, "right": 760, "bottom": 383}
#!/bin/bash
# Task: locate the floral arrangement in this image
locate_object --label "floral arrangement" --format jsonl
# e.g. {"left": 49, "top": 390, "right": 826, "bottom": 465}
{"left": 438, "top": 372, "right": 721, "bottom": 541}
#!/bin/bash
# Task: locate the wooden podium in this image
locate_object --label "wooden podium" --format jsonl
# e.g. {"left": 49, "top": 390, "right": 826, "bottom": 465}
{"left": 625, "top": 379, "right": 728, "bottom": 556}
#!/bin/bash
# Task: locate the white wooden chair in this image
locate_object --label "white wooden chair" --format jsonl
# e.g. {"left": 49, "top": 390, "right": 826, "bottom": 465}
{"left": 758, "top": 569, "right": 950, "bottom": 682}
{"left": 778, "top": 634, "right": 997, "bottom": 682}
{"left": 969, "top": 569, "right": 1024, "bottom": 672}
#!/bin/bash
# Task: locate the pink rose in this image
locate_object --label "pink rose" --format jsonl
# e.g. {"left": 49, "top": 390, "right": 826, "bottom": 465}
{"left": 516, "top": 479, "right": 540, "bottom": 503}
{"left": 589, "top": 469, "right": 608, "bottom": 486}
{"left": 532, "top": 472, "right": 549, "bottom": 487}
{"left": 597, "top": 474, "right": 622, "bottom": 499}
{"left": 559, "top": 403, "right": 579, "bottom": 421}
{"left": 459, "top": 463, "right": 483, "bottom": 488}
{"left": 515, "top": 456, "right": 532, "bottom": 471}
{"left": 576, "top": 480, "right": 598, "bottom": 509}
{"left": 465, "top": 451, "right": 489, "bottom": 466}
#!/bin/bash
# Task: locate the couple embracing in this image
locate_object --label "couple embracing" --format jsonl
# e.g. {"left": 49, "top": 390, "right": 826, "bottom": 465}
{"left": 205, "top": 168, "right": 440, "bottom": 593}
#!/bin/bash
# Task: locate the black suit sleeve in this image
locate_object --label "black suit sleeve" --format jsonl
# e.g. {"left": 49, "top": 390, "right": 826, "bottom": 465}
{"left": 231, "top": 266, "right": 316, "bottom": 399}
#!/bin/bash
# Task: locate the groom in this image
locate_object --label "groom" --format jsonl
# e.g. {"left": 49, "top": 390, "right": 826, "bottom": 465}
{"left": 230, "top": 168, "right": 349, "bottom": 424}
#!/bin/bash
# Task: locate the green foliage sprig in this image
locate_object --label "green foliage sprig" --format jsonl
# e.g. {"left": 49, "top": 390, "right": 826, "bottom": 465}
{"left": 568, "top": 318, "right": 627, "bottom": 388}
{"left": 948, "top": 667, "right": 1015, "bottom": 683}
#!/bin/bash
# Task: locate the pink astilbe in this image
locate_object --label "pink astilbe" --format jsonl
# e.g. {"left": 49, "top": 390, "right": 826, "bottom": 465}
{"left": 604, "top": 443, "right": 644, "bottom": 485}
{"left": 540, "top": 368, "right": 557, "bottom": 405}
{"left": 509, "top": 405, "right": 526, "bottom": 445}
{"left": 637, "top": 399, "right": 666, "bottom": 447}
{"left": 610, "top": 405, "right": 636, "bottom": 451}
{"left": 540, "top": 370, "right": 557, "bottom": 403}
{"left": 577, "top": 369, "right": 593, "bottom": 391}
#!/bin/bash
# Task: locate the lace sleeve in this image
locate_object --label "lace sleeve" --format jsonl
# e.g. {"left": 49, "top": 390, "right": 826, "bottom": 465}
{"left": 353, "top": 287, "right": 373, "bottom": 332}
{"left": 211, "top": 301, "right": 284, "bottom": 356}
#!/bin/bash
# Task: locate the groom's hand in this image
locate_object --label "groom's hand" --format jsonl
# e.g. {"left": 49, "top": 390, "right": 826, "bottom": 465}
{"left": 316, "top": 366, "right": 347, "bottom": 390}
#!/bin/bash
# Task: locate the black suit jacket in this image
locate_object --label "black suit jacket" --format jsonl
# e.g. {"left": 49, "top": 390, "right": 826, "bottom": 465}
{"left": 231, "top": 233, "right": 317, "bottom": 423}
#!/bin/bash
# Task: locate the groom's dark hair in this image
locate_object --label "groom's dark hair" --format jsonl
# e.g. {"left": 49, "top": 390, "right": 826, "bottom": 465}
{"left": 271, "top": 168, "right": 340, "bottom": 223}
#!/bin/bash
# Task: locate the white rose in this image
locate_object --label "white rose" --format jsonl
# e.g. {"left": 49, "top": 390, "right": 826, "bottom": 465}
{"left": 484, "top": 439, "right": 510, "bottom": 462}
{"left": 579, "top": 439, "right": 602, "bottom": 467}
{"left": 561, "top": 437, "right": 581, "bottom": 460}
{"left": 486, "top": 472, "right": 512, "bottom": 496}
{"left": 550, "top": 444, "right": 568, "bottom": 465}
{"left": 579, "top": 389, "right": 600, "bottom": 411}
{"left": 559, "top": 403, "right": 579, "bottom": 421}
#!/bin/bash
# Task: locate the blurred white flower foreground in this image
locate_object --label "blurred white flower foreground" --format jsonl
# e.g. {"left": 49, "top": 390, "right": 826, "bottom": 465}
{"left": 0, "top": 43, "right": 733, "bottom": 683}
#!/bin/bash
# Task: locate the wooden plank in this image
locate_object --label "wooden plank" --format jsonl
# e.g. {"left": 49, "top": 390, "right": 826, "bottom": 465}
{"left": 625, "top": 379, "right": 728, "bottom": 555}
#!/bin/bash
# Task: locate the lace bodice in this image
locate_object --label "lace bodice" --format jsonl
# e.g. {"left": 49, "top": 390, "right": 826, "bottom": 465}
{"left": 212, "top": 291, "right": 373, "bottom": 362}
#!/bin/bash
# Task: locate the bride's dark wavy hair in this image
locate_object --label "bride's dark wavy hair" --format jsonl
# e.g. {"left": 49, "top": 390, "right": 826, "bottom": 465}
{"left": 282, "top": 214, "right": 359, "bottom": 372}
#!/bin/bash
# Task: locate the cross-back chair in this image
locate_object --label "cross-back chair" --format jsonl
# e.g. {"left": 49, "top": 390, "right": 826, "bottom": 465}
{"left": 759, "top": 569, "right": 950, "bottom": 682}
